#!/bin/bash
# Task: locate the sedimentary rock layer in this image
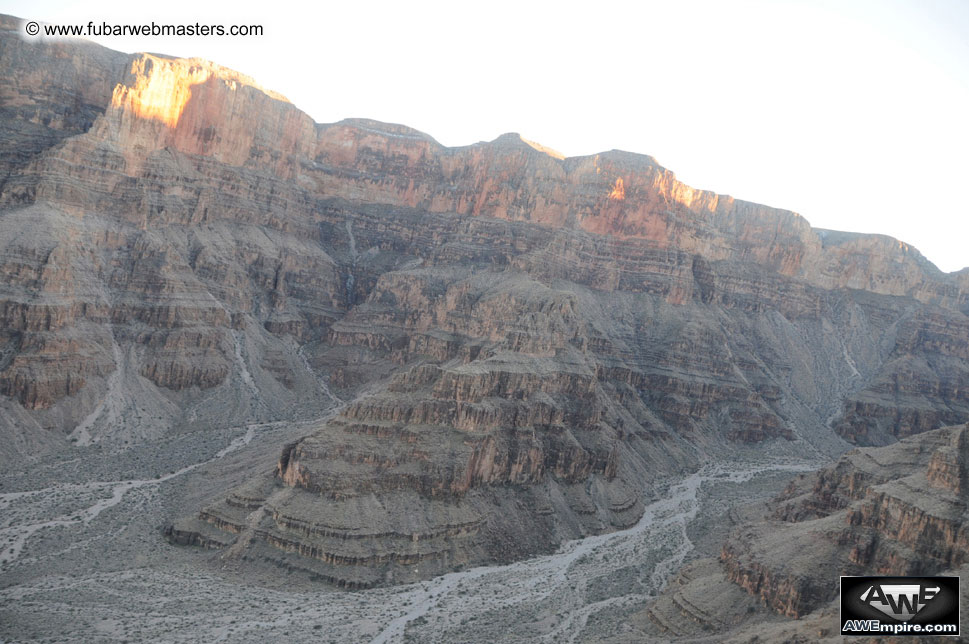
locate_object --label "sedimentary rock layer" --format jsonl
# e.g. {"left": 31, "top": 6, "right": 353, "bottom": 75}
{"left": 721, "top": 424, "right": 969, "bottom": 619}
{"left": 1, "top": 13, "right": 968, "bottom": 584}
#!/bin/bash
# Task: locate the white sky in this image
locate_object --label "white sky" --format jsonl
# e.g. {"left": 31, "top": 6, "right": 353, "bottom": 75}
{"left": 6, "top": 0, "right": 969, "bottom": 271}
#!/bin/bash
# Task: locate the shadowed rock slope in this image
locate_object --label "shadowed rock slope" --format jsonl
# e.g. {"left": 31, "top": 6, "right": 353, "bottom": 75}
{"left": 1, "top": 14, "right": 968, "bottom": 586}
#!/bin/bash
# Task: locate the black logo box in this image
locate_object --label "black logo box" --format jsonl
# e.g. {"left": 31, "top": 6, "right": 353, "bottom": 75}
{"left": 841, "top": 576, "right": 960, "bottom": 637}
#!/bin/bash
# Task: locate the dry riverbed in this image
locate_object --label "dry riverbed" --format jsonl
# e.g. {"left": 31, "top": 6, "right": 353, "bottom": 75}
{"left": 1, "top": 418, "right": 816, "bottom": 643}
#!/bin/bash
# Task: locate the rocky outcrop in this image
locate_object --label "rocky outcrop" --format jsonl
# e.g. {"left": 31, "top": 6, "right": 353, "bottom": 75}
{"left": 632, "top": 426, "right": 969, "bottom": 642}
{"left": 721, "top": 424, "right": 969, "bottom": 619}
{"left": 1, "top": 14, "right": 968, "bottom": 583}
{"left": 926, "top": 427, "right": 968, "bottom": 494}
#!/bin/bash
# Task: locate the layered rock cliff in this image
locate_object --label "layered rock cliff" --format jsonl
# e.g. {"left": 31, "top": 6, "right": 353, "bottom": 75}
{"left": 626, "top": 425, "right": 969, "bottom": 643}
{"left": 2, "top": 14, "right": 968, "bottom": 585}
{"left": 721, "top": 424, "right": 969, "bottom": 619}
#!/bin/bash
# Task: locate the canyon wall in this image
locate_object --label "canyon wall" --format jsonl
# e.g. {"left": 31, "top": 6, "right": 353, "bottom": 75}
{"left": 1, "top": 14, "right": 968, "bottom": 584}
{"left": 722, "top": 424, "right": 969, "bottom": 619}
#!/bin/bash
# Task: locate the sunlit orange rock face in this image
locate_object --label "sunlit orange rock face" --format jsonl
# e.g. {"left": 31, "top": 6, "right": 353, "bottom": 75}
{"left": 100, "top": 54, "right": 315, "bottom": 174}
{"left": 608, "top": 177, "right": 625, "bottom": 200}
{"left": 110, "top": 55, "right": 206, "bottom": 128}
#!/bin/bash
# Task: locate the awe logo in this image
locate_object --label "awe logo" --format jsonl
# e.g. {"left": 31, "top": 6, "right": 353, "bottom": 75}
{"left": 841, "top": 576, "right": 960, "bottom": 637}
{"left": 859, "top": 583, "right": 939, "bottom": 621}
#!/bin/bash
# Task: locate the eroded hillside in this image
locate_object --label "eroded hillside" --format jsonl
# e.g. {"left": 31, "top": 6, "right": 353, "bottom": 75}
{"left": 1, "top": 14, "right": 968, "bottom": 588}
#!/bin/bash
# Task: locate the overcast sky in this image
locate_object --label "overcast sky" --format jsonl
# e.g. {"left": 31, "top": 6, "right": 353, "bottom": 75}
{"left": 8, "top": 0, "right": 969, "bottom": 271}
